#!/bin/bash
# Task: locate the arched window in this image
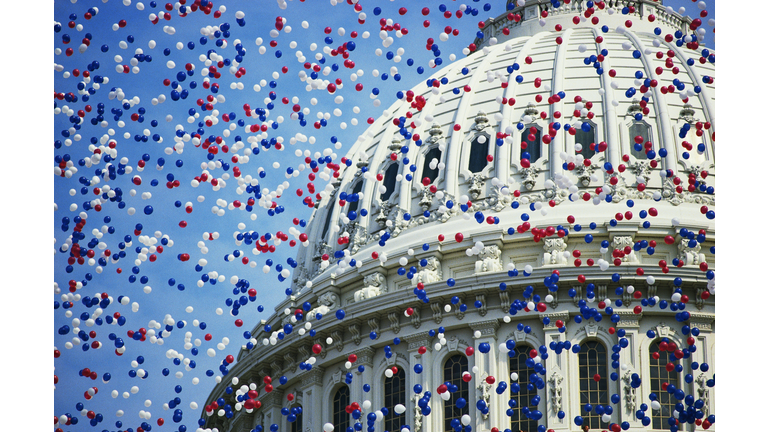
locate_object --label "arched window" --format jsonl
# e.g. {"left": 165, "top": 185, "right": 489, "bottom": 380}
{"left": 380, "top": 163, "right": 399, "bottom": 201}
{"left": 468, "top": 135, "right": 490, "bottom": 173}
{"left": 289, "top": 404, "right": 303, "bottom": 432}
{"left": 649, "top": 340, "right": 680, "bottom": 430}
{"left": 384, "top": 367, "right": 406, "bottom": 432}
{"left": 421, "top": 147, "right": 442, "bottom": 185}
{"left": 522, "top": 126, "right": 542, "bottom": 162}
{"left": 346, "top": 180, "right": 363, "bottom": 217}
{"left": 575, "top": 121, "right": 597, "bottom": 160}
{"left": 579, "top": 340, "right": 609, "bottom": 430}
{"left": 443, "top": 354, "right": 469, "bottom": 432}
{"left": 508, "top": 345, "right": 540, "bottom": 432}
{"left": 333, "top": 386, "right": 350, "bottom": 432}
{"left": 629, "top": 121, "right": 652, "bottom": 160}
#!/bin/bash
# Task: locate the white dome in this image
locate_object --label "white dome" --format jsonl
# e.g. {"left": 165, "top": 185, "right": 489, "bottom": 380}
{"left": 294, "top": 0, "right": 714, "bottom": 284}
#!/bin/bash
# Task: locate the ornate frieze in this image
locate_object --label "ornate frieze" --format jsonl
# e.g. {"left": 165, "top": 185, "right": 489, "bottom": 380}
{"left": 405, "top": 331, "right": 433, "bottom": 352}
{"left": 542, "top": 311, "right": 570, "bottom": 329}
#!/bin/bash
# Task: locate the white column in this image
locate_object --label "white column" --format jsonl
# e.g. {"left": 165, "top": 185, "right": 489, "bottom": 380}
{"left": 616, "top": 310, "right": 643, "bottom": 429}
{"left": 469, "top": 319, "right": 500, "bottom": 432}
{"left": 260, "top": 389, "right": 284, "bottom": 432}
{"left": 299, "top": 366, "right": 325, "bottom": 432}
{"left": 406, "top": 331, "right": 433, "bottom": 432}
{"left": 352, "top": 347, "right": 375, "bottom": 416}
{"left": 541, "top": 311, "right": 571, "bottom": 431}
{"left": 689, "top": 313, "right": 716, "bottom": 431}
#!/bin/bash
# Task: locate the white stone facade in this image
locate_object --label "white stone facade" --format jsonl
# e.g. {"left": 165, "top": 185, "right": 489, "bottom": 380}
{"left": 203, "top": 1, "right": 715, "bottom": 431}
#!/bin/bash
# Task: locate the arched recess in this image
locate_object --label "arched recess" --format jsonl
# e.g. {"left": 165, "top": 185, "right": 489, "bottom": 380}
{"left": 431, "top": 338, "right": 476, "bottom": 432}
{"left": 372, "top": 353, "right": 410, "bottom": 432}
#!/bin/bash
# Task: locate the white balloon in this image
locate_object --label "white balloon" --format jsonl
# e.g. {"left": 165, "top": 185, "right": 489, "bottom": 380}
{"left": 394, "top": 404, "right": 406, "bottom": 414}
{"left": 440, "top": 391, "right": 451, "bottom": 401}
{"left": 461, "top": 414, "right": 471, "bottom": 426}
{"left": 323, "top": 423, "right": 334, "bottom": 432}
{"left": 510, "top": 372, "right": 519, "bottom": 381}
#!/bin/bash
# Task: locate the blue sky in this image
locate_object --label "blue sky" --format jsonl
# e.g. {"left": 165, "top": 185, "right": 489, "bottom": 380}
{"left": 9, "top": 0, "right": 747, "bottom": 431}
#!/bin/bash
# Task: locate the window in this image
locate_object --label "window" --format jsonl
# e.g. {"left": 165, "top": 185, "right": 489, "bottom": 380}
{"left": 468, "top": 135, "right": 490, "bottom": 173}
{"left": 421, "top": 147, "right": 442, "bottom": 185}
{"left": 443, "top": 354, "right": 469, "bottom": 432}
{"left": 320, "top": 207, "right": 333, "bottom": 240}
{"left": 384, "top": 367, "right": 406, "bottom": 432}
{"left": 575, "top": 121, "right": 597, "bottom": 160}
{"left": 380, "top": 163, "right": 399, "bottom": 201}
{"left": 508, "top": 345, "right": 540, "bottom": 432}
{"left": 333, "top": 386, "right": 350, "bottom": 432}
{"left": 629, "top": 121, "right": 652, "bottom": 160}
{"left": 289, "top": 404, "right": 303, "bottom": 432}
{"left": 579, "top": 340, "right": 609, "bottom": 430}
{"left": 346, "top": 181, "right": 363, "bottom": 217}
{"left": 522, "top": 126, "right": 541, "bottom": 162}
{"left": 649, "top": 340, "right": 680, "bottom": 430}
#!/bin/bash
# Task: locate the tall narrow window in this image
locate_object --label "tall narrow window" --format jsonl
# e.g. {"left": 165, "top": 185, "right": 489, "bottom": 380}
{"left": 579, "top": 340, "right": 609, "bottom": 430}
{"left": 443, "top": 355, "right": 469, "bottom": 432}
{"left": 468, "top": 135, "right": 490, "bottom": 173}
{"left": 649, "top": 340, "right": 680, "bottom": 430}
{"left": 575, "top": 121, "right": 597, "bottom": 160}
{"left": 384, "top": 367, "right": 406, "bottom": 432}
{"left": 421, "top": 147, "right": 442, "bottom": 185}
{"left": 333, "top": 386, "right": 350, "bottom": 432}
{"left": 289, "top": 404, "right": 303, "bottom": 432}
{"left": 629, "top": 121, "right": 652, "bottom": 160}
{"left": 508, "top": 345, "right": 540, "bottom": 432}
{"left": 346, "top": 181, "right": 363, "bottom": 217}
{"left": 380, "top": 163, "right": 399, "bottom": 201}
{"left": 522, "top": 126, "right": 542, "bottom": 162}
{"left": 320, "top": 207, "right": 333, "bottom": 240}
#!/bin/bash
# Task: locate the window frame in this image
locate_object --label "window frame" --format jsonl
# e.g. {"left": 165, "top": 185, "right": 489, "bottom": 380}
{"left": 578, "top": 339, "right": 609, "bottom": 430}
{"left": 443, "top": 354, "right": 470, "bottom": 432}
{"left": 508, "top": 344, "right": 542, "bottom": 432}
{"left": 332, "top": 385, "right": 351, "bottom": 432}
{"left": 383, "top": 367, "right": 407, "bottom": 432}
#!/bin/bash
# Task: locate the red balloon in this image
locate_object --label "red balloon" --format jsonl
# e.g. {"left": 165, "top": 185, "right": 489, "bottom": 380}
{"left": 312, "top": 344, "right": 323, "bottom": 354}
{"left": 465, "top": 347, "right": 474, "bottom": 356}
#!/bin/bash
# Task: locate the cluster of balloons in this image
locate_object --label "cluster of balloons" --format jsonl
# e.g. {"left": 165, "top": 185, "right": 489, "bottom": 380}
{"left": 54, "top": 1, "right": 714, "bottom": 432}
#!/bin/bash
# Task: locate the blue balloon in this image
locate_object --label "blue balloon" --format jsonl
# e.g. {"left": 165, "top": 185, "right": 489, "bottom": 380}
{"left": 336, "top": 309, "right": 346, "bottom": 320}
{"left": 455, "top": 398, "right": 467, "bottom": 409}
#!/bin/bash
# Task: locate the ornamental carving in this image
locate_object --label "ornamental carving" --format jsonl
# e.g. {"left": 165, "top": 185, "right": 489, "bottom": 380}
{"left": 455, "top": 295, "right": 466, "bottom": 320}
{"left": 345, "top": 220, "right": 369, "bottom": 256}
{"left": 543, "top": 237, "right": 568, "bottom": 265}
{"left": 283, "top": 350, "right": 297, "bottom": 373}
{"left": 388, "top": 312, "right": 401, "bottom": 334}
{"left": 354, "top": 272, "right": 387, "bottom": 303}
{"left": 468, "top": 174, "right": 486, "bottom": 200}
{"left": 575, "top": 162, "right": 598, "bottom": 187}
{"left": 542, "top": 312, "right": 569, "bottom": 329}
{"left": 678, "top": 240, "right": 705, "bottom": 266}
{"left": 655, "top": 323, "right": 673, "bottom": 338}
{"left": 405, "top": 331, "right": 432, "bottom": 352}
{"left": 352, "top": 347, "right": 375, "bottom": 367}
{"left": 612, "top": 235, "right": 638, "bottom": 263}
{"left": 470, "top": 319, "right": 499, "bottom": 337}
{"left": 292, "top": 267, "right": 310, "bottom": 292}
{"left": 411, "top": 392, "right": 423, "bottom": 432}
{"left": 374, "top": 201, "right": 394, "bottom": 228}
{"left": 548, "top": 371, "right": 564, "bottom": 414}
{"left": 388, "top": 136, "right": 404, "bottom": 153}
{"left": 469, "top": 111, "right": 491, "bottom": 133}
{"left": 520, "top": 166, "right": 542, "bottom": 191}
{"left": 476, "top": 294, "right": 488, "bottom": 317}
{"left": 627, "top": 160, "right": 652, "bottom": 186}
{"left": 312, "top": 337, "right": 327, "bottom": 359}
{"left": 349, "top": 323, "right": 362, "bottom": 346}
{"left": 499, "top": 291, "right": 511, "bottom": 313}
{"left": 419, "top": 188, "right": 436, "bottom": 212}
{"left": 597, "top": 285, "right": 607, "bottom": 302}
{"left": 410, "top": 307, "right": 421, "bottom": 329}
{"left": 485, "top": 183, "right": 513, "bottom": 212}
{"left": 330, "top": 330, "right": 344, "bottom": 352}
{"left": 306, "top": 292, "right": 339, "bottom": 321}
{"left": 571, "top": 286, "right": 583, "bottom": 305}
{"left": 477, "top": 372, "right": 493, "bottom": 421}
{"left": 430, "top": 302, "right": 443, "bottom": 324}
{"left": 695, "top": 287, "right": 707, "bottom": 310}
{"left": 696, "top": 373, "right": 711, "bottom": 417}
{"left": 622, "top": 371, "right": 638, "bottom": 413}
{"left": 411, "top": 257, "right": 442, "bottom": 287}
{"left": 475, "top": 245, "right": 503, "bottom": 274}
{"left": 425, "top": 124, "right": 444, "bottom": 145}
{"left": 368, "top": 317, "right": 380, "bottom": 340}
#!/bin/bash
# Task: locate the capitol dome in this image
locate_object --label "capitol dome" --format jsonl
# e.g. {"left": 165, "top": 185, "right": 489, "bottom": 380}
{"left": 203, "top": 1, "right": 715, "bottom": 432}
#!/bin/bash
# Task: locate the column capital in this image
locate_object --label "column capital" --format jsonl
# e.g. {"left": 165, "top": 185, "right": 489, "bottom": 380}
{"left": 259, "top": 389, "right": 284, "bottom": 410}
{"left": 404, "top": 331, "right": 433, "bottom": 352}
{"left": 541, "top": 311, "right": 570, "bottom": 329}
{"left": 469, "top": 318, "right": 500, "bottom": 338}
{"left": 351, "top": 346, "right": 376, "bottom": 367}
{"left": 615, "top": 310, "right": 642, "bottom": 328}
{"left": 299, "top": 366, "right": 325, "bottom": 390}
{"left": 688, "top": 312, "right": 715, "bottom": 332}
